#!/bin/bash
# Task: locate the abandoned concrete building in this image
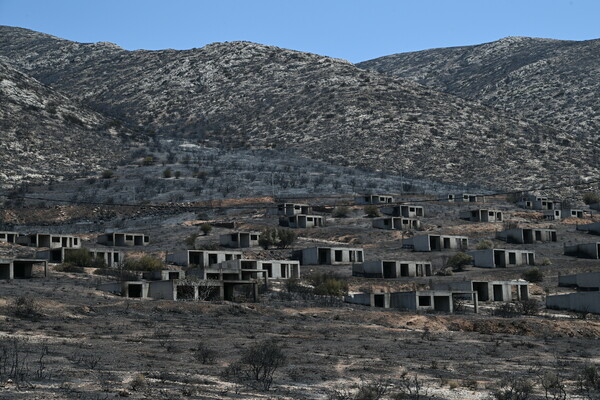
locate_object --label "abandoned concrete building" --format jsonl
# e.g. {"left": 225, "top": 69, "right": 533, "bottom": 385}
{"left": 468, "top": 249, "right": 535, "bottom": 268}
{"left": 294, "top": 246, "right": 364, "bottom": 265}
{"left": 547, "top": 272, "right": 600, "bottom": 314}
{"left": 434, "top": 280, "right": 529, "bottom": 302}
{"left": 0, "top": 231, "right": 19, "bottom": 243}
{"left": 355, "top": 194, "right": 394, "bottom": 205}
{"left": 345, "top": 290, "right": 477, "bottom": 313}
{"left": 558, "top": 271, "right": 600, "bottom": 290}
{"left": 219, "top": 231, "right": 260, "bottom": 248}
{"left": 402, "top": 234, "right": 468, "bottom": 252}
{"left": 166, "top": 249, "right": 242, "bottom": 267}
{"left": 352, "top": 260, "right": 432, "bottom": 278}
{"left": 565, "top": 209, "right": 585, "bottom": 218}
{"left": 576, "top": 222, "right": 600, "bottom": 236}
{"left": 544, "top": 210, "right": 562, "bottom": 221}
{"left": 149, "top": 278, "right": 258, "bottom": 302}
{"left": 496, "top": 227, "right": 557, "bottom": 244}
{"left": 446, "top": 193, "right": 481, "bottom": 203}
{"left": 0, "top": 258, "right": 48, "bottom": 279}
{"left": 142, "top": 270, "right": 186, "bottom": 281}
{"left": 564, "top": 242, "right": 600, "bottom": 259}
{"left": 459, "top": 209, "right": 503, "bottom": 223}
{"left": 372, "top": 217, "right": 421, "bottom": 231}
{"left": 276, "top": 203, "right": 311, "bottom": 216}
{"left": 97, "top": 232, "right": 149, "bottom": 247}
{"left": 35, "top": 247, "right": 123, "bottom": 267}
{"left": 518, "top": 194, "right": 560, "bottom": 211}
{"left": 190, "top": 259, "right": 300, "bottom": 280}
{"left": 17, "top": 233, "right": 81, "bottom": 249}
{"left": 280, "top": 214, "right": 324, "bottom": 228}
{"left": 98, "top": 281, "right": 150, "bottom": 298}
{"left": 380, "top": 204, "right": 424, "bottom": 218}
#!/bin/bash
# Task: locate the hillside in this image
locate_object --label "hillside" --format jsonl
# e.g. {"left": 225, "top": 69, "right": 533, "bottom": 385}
{"left": 0, "top": 60, "right": 134, "bottom": 186}
{"left": 0, "top": 27, "right": 599, "bottom": 190}
{"left": 357, "top": 36, "right": 600, "bottom": 138}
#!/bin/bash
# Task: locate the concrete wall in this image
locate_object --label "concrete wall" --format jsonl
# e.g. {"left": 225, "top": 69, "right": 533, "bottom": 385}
{"left": 0, "top": 232, "right": 19, "bottom": 243}
{"left": 564, "top": 243, "right": 600, "bottom": 259}
{"left": 460, "top": 209, "right": 503, "bottom": 222}
{"left": 558, "top": 272, "right": 600, "bottom": 289}
{"left": 381, "top": 205, "right": 424, "bottom": 218}
{"left": 404, "top": 235, "right": 468, "bottom": 252}
{"left": 277, "top": 203, "right": 311, "bottom": 216}
{"left": 98, "top": 233, "right": 149, "bottom": 247}
{"left": 166, "top": 250, "right": 243, "bottom": 267}
{"left": 547, "top": 292, "right": 600, "bottom": 314}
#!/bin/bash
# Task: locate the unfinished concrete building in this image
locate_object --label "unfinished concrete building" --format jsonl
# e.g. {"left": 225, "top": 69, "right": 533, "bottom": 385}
{"left": 496, "top": 227, "right": 557, "bottom": 244}
{"left": 280, "top": 214, "right": 324, "bottom": 228}
{"left": 142, "top": 270, "right": 186, "bottom": 281}
{"left": 191, "top": 259, "right": 300, "bottom": 281}
{"left": 35, "top": 247, "right": 123, "bottom": 267}
{"left": 576, "top": 222, "right": 600, "bottom": 236}
{"left": 295, "top": 246, "right": 364, "bottom": 265}
{"left": 97, "top": 232, "right": 149, "bottom": 247}
{"left": 459, "top": 209, "right": 503, "bottom": 223}
{"left": 565, "top": 209, "right": 585, "bottom": 218}
{"left": 276, "top": 203, "right": 311, "bottom": 216}
{"left": 166, "top": 249, "right": 242, "bottom": 267}
{"left": 345, "top": 290, "right": 477, "bottom": 313}
{"left": 446, "top": 193, "right": 481, "bottom": 203}
{"left": 98, "top": 281, "right": 150, "bottom": 298}
{"left": 355, "top": 194, "right": 394, "bottom": 205}
{"left": 0, "top": 231, "right": 19, "bottom": 243}
{"left": 434, "top": 280, "right": 529, "bottom": 302}
{"left": 0, "top": 258, "right": 48, "bottom": 279}
{"left": 381, "top": 204, "right": 424, "bottom": 218}
{"left": 17, "top": 234, "right": 81, "bottom": 249}
{"left": 372, "top": 217, "right": 421, "bottom": 231}
{"left": 469, "top": 249, "right": 535, "bottom": 268}
{"left": 564, "top": 242, "right": 600, "bottom": 259}
{"left": 352, "top": 260, "right": 432, "bottom": 278}
{"left": 544, "top": 210, "right": 562, "bottom": 220}
{"left": 149, "top": 278, "right": 258, "bottom": 302}
{"left": 402, "top": 234, "right": 468, "bottom": 252}
{"left": 219, "top": 232, "right": 260, "bottom": 248}
{"left": 518, "top": 194, "right": 561, "bottom": 211}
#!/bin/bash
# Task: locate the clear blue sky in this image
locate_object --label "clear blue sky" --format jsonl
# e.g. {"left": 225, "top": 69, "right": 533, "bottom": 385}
{"left": 1, "top": 0, "right": 599, "bottom": 62}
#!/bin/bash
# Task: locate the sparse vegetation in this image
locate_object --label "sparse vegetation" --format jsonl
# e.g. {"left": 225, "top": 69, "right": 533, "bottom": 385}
{"left": 476, "top": 240, "right": 494, "bottom": 250}
{"left": 200, "top": 223, "right": 213, "bottom": 235}
{"left": 259, "top": 228, "right": 296, "bottom": 249}
{"left": 583, "top": 193, "right": 600, "bottom": 205}
{"left": 333, "top": 206, "right": 351, "bottom": 218}
{"left": 123, "top": 255, "right": 164, "bottom": 271}
{"left": 364, "top": 205, "right": 380, "bottom": 218}
{"left": 222, "top": 340, "right": 286, "bottom": 391}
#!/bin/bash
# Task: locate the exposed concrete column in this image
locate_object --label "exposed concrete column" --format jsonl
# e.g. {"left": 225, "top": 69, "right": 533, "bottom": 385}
{"left": 473, "top": 292, "right": 478, "bottom": 314}
{"left": 253, "top": 282, "right": 259, "bottom": 303}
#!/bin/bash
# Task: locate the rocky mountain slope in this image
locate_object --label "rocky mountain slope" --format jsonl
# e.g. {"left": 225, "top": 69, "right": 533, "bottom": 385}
{"left": 1, "top": 27, "right": 598, "bottom": 190}
{"left": 0, "top": 59, "right": 134, "bottom": 186}
{"left": 357, "top": 36, "right": 600, "bottom": 138}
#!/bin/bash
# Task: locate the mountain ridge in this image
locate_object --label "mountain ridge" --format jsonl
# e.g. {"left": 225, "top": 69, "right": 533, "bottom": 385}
{"left": 0, "top": 26, "right": 598, "bottom": 191}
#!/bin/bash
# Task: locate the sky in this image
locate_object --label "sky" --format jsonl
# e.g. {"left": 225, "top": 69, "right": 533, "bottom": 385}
{"left": 0, "top": 0, "right": 599, "bottom": 63}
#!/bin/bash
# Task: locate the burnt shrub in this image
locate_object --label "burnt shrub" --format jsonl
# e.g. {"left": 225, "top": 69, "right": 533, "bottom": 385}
{"left": 222, "top": 340, "right": 286, "bottom": 391}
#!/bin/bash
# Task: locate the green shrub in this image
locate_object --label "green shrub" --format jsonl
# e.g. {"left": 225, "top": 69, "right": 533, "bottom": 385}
{"left": 332, "top": 206, "right": 350, "bottom": 218}
{"left": 200, "top": 223, "right": 212, "bottom": 235}
{"left": 54, "top": 264, "right": 85, "bottom": 273}
{"left": 307, "top": 272, "right": 349, "bottom": 296}
{"left": 522, "top": 267, "right": 543, "bottom": 283}
{"left": 64, "top": 248, "right": 106, "bottom": 268}
{"left": 101, "top": 170, "right": 114, "bottom": 179}
{"left": 185, "top": 233, "right": 199, "bottom": 249}
{"left": 364, "top": 205, "right": 380, "bottom": 218}
{"left": 123, "top": 255, "right": 164, "bottom": 271}
{"left": 163, "top": 168, "right": 172, "bottom": 178}
{"left": 447, "top": 252, "right": 472, "bottom": 272}
{"left": 259, "top": 228, "right": 296, "bottom": 249}
{"left": 476, "top": 240, "right": 493, "bottom": 250}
